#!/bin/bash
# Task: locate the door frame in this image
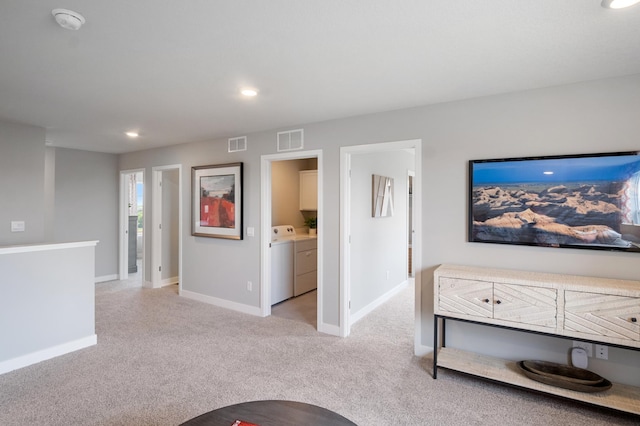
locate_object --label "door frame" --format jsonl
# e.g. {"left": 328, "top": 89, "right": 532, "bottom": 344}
{"left": 340, "top": 139, "right": 422, "bottom": 341}
{"left": 119, "top": 168, "right": 145, "bottom": 282}
{"left": 151, "top": 164, "right": 183, "bottom": 290}
{"left": 260, "top": 150, "right": 326, "bottom": 331}
{"left": 407, "top": 169, "right": 415, "bottom": 278}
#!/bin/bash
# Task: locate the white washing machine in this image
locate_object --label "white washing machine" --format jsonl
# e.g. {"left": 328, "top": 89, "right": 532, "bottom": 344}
{"left": 271, "top": 225, "right": 295, "bottom": 305}
{"left": 271, "top": 225, "right": 317, "bottom": 304}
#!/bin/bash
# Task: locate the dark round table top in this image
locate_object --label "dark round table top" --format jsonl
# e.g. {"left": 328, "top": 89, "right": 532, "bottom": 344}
{"left": 180, "top": 400, "right": 357, "bottom": 426}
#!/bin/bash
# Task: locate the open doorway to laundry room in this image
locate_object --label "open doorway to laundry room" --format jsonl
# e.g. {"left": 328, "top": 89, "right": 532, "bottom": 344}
{"left": 261, "top": 150, "right": 324, "bottom": 331}
{"left": 119, "top": 169, "right": 145, "bottom": 287}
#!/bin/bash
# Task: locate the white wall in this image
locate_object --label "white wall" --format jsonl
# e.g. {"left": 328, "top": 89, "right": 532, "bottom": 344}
{"left": 44, "top": 147, "right": 56, "bottom": 241}
{"left": 119, "top": 73, "right": 640, "bottom": 386}
{"left": 0, "top": 242, "right": 97, "bottom": 373}
{"left": 54, "top": 148, "right": 119, "bottom": 279}
{"left": 161, "top": 168, "right": 179, "bottom": 282}
{"left": 350, "top": 150, "right": 412, "bottom": 312}
{"left": 0, "top": 119, "right": 46, "bottom": 245}
{"left": 0, "top": 122, "right": 119, "bottom": 279}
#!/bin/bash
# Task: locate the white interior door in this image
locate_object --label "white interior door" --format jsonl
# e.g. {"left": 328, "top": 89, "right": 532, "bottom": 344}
{"left": 151, "top": 165, "right": 182, "bottom": 290}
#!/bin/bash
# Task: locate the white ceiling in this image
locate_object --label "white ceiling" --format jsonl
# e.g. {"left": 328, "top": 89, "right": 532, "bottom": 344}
{"left": 1, "top": 1, "right": 639, "bottom": 154}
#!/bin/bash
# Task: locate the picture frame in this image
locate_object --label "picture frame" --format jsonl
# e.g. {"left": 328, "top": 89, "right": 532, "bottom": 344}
{"left": 469, "top": 151, "right": 640, "bottom": 253}
{"left": 192, "top": 162, "right": 243, "bottom": 239}
{"left": 372, "top": 174, "right": 394, "bottom": 217}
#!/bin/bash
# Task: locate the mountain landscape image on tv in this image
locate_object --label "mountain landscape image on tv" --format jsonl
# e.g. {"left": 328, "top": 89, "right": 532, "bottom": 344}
{"left": 469, "top": 151, "right": 640, "bottom": 252}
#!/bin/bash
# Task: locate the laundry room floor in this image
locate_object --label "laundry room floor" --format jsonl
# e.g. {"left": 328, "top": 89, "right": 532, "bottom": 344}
{"left": 271, "top": 290, "right": 317, "bottom": 327}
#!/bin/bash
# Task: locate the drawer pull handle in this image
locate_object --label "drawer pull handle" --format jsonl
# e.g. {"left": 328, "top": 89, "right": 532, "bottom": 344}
{"left": 632, "top": 317, "right": 638, "bottom": 323}
{"left": 496, "top": 300, "right": 502, "bottom": 305}
{"left": 482, "top": 298, "right": 490, "bottom": 303}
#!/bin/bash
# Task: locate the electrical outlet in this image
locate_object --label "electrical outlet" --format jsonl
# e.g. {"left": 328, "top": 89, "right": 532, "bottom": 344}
{"left": 386, "top": 270, "right": 390, "bottom": 280}
{"left": 595, "top": 344, "right": 608, "bottom": 360}
{"left": 247, "top": 281, "right": 252, "bottom": 292}
{"left": 572, "top": 341, "right": 593, "bottom": 358}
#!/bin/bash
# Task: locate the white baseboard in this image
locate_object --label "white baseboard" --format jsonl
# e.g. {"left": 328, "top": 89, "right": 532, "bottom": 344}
{"left": 95, "top": 274, "right": 118, "bottom": 283}
{"left": 415, "top": 344, "right": 433, "bottom": 357}
{"left": 350, "top": 280, "right": 409, "bottom": 325}
{"left": 145, "top": 277, "right": 180, "bottom": 289}
{"left": 318, "top": 322, "right": 341, "bottom": 336}
{"left": 180, "top": 289, "right": 262, "bottom": 316}
{"left": 0, "top": 334, "right": 97, "bottom": 375}
{"left": 161, "top": 276, "right": 179, "bottom": 287}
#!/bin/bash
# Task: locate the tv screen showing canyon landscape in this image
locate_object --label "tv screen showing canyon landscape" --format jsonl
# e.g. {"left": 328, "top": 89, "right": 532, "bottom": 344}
{"left": 469, "top": 151, "right": 640, "bottom": 253}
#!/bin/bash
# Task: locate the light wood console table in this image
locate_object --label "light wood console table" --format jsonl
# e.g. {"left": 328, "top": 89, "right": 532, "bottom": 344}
{"left": 433, "top": 264, "right": 640, "bottom": 415}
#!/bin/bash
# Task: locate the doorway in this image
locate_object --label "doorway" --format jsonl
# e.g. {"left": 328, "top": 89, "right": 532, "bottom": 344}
{"left": 119, "top": 169, "right": 145, "bottom": 284}
{"left": 340, "top": 139, "right": 422, "bottom": 339}
{"left": 260, "top": 150, "right": 326, "bottom": 331}
{"left": 152, "top": 165, "right": 182, "bottom": 290}
{"left": 270, "top": 158, "right": 318, "bottom": 327}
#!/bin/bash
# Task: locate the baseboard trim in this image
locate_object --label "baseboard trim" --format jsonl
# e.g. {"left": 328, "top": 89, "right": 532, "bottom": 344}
{"left": 350, "top": 280, "right": 409, "bottom": 325}
{"left": 161, "top": 276, "right": 179, "bottom": 287}
{"left": 415, "top": 344, "right": 433, "bottom": 357}
{"left": 0, "top": 334, "right": 97, "bottom": 375}
{"left": 95, "top": 274, "right": 118, "bottom": 283}
{"left": 180, "top": 289, "right": 262, "bottom": 316}
{"left": 318, "top": 322, "right": 341, "bottom": 336}
{"left": 145, "top": 278, "right": 180, "bottom": 289}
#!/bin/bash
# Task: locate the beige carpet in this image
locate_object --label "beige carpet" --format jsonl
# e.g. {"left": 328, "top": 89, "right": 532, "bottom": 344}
{"left": 0, "top": 279, "right": 637, "bottom": 425}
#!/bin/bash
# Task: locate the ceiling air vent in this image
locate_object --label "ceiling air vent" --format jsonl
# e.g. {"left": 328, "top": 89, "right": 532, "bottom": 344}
{"left": 277, "top": 129, "right": 304, "bottom": 152}
{"left": 228, "top": 136, "right": 247, "bottom": 153}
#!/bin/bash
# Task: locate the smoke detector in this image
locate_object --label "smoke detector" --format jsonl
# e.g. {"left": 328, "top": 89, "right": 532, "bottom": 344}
{"left": 52, "top": 9, "right": 85, "bottom": 31}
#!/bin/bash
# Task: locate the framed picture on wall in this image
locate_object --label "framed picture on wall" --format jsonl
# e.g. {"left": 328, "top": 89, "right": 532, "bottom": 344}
{"left": 192, "top": 162, "right": 243, "bottom": 239}
{"left": 372, "top": 174, "right": 394, "bottom": 217}
{"left": 468, "top": 151, "right": 640, "bottom": 252}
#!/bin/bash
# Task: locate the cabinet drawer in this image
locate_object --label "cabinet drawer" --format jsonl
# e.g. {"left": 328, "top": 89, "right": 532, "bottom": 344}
{"left": 493, "top": 283, "right": 557, "bottom": 328}
{"left": 296, "top": 249, "right": 317, "bottom": 275}
{"left": 438, "top": 277, "right": 493, "bottom": 318}
{"left": 295, "top": 239, "right": 317, "bottom": 252}
{"left": 565, "top": 291, "right": 640, "bottom": 342}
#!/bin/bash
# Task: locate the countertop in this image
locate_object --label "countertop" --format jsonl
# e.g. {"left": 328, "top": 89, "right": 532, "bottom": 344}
{"left": 271, "top": 234, "right": 317, "bottom": 245}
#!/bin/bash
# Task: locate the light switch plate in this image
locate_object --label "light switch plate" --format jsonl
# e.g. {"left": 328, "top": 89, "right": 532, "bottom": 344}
{"left": 11, "top": 221, "right": 25, "bottom": 232}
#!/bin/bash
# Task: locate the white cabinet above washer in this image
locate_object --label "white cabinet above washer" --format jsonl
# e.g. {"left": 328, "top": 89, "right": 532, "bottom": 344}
{"left": 299, "top": 170, "right": 317, "bottom": 211}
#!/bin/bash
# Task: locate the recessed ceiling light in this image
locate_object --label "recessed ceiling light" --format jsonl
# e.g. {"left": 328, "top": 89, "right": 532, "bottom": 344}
{"left": 125, "top": 131, "right": 139, "bottom": 138}
{"left": 543, "top": 171, "right": 554, "bottom": 175}
{"left": 241, "top": 89, "right": 258, "bottom": 97}
{"left": 601, "top": 0, "right": 640, "bottom": 9}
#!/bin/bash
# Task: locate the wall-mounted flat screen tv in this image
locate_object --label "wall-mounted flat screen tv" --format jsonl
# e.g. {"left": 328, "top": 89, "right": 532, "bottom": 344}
{"left": 469, "top": 151, "right": 640, "bottom": 253}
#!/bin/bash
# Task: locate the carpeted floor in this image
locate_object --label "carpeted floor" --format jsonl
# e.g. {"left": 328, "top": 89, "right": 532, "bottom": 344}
{"left": 0, "top": 279, "right": 637, "bottom": 425}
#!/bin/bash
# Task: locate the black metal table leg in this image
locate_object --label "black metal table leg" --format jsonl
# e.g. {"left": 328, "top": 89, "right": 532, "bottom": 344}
{"left": 433, "top": 316, "right": 438, "bottom": 379}
{"left": 442, "top": 317, "right": 446, "bottom": 348}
